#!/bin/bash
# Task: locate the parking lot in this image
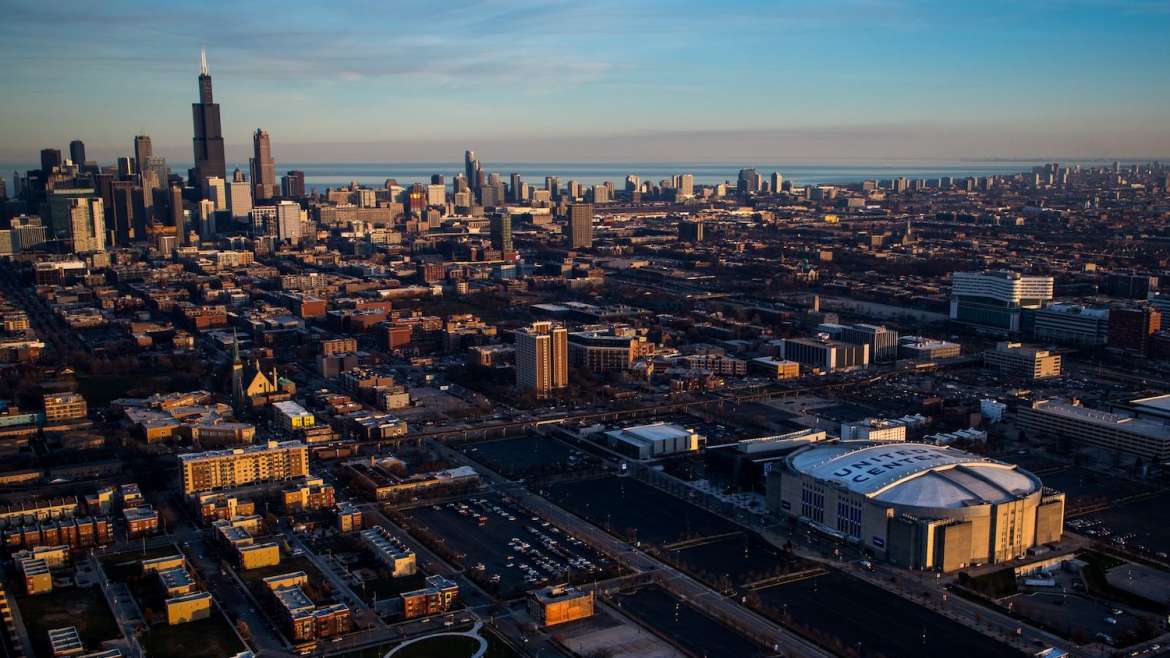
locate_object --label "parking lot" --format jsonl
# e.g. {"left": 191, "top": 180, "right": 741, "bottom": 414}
{"left": 1076, "top": 491, "right": 1170, "bottom": 559}
{"left": 547, "top": 475, "right": 737, "bottom": 545}
{"left": 751, "top": 570, "right": 1024, "bottom": 658}
{"left": 612, "top": 585, "right": 774, "bottom": 658}
{"left": 401, "top": 493, "right": 617, "bottom": 598}
{"left": 1005, "top": 590, "right": 1148, "bottom": 646}
{"left": 671, "top": 534, "right": 811, "bottom": 588}
{"left": 459, "top": 435, "right": 600, "bottom": 478}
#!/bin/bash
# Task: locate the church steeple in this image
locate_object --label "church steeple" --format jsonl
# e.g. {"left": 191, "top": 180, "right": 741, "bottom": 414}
{"left": 231, "top": 330, "right": 244, "bottom": 414}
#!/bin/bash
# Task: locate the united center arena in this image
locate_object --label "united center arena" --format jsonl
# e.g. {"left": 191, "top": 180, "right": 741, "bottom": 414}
{"left": 768, "top": 442, "right": 1065, "bottom": 571}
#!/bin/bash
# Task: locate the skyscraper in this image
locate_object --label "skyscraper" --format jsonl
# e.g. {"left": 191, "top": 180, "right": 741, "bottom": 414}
{"left": 65, "top": 197, "right": 105, "bottom": 254}
{"left": 515, "top": 321, "right": 568, "bottom": 397}
{"left": 675, "top": 174, "right": 694, "bottom": 200}
{"left": 567, "top": 203, "right": 593, "bottom": 249}
{"left": 250, "top": 129, "right": 277, "bottom": 201}
{"left": 69, "top": 140, "right": 86, "bottom": 165}
{"left": 770, "top": 172, "right": 784, "bottom": 193}
{"left": 281, "top": 170, "right": 306, "bottom": 198}
{"left": 737, "top": 168, "right": 761, "bottom": 195}
{"left": 40, "top": 149, "right": 62, "bottom": 174}
{"left": 169, "top": 185, "right": 186, "bottom": 247}
{"left": 228, "top": 180, "right": 253, "bottom": 221}
{"left": 464, "top": 150, "right": 478, "bottom": 190}
{"left": 490, "top": 213, "right": 513, "bottom": 253}
{"left": 133, "top": 135, "right": 153, "bottom": 177}
{"left": 192, "top": 48, "right": 227, "bottom": 182}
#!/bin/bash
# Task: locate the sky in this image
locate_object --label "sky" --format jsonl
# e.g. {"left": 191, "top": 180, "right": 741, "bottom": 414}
{"left": 1, "top": 0, "right": 1169, "bottom": 164}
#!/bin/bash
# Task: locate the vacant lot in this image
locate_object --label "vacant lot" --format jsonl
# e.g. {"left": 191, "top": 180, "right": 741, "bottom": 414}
{"left": 18, "top": 586, "right": 121, "bottom": 658}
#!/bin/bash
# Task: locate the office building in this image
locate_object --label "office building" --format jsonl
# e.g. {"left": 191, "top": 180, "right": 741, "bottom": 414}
{"left": 1018, "top": 399, "right": 1170, "bottom": 462}
{"left": 133, "top": 135, "right": 152, "bottom": 179}
{"left": 178, "top": 440, "right": 309, "bottom": 495}
{"left": 276, "top": 201, "right": 303, "bottom": 243}
{"left": 983, "top": 342, "right": 1062, "bottom": 379}
{"left": 749, "top": 357, "right": 801, "bottom": 379}
{"left": 770, "top": 171, "right": 784, "bottom": 193}
{"left": 228, "top": 180, "right": 252, "bottom": 220}
{"left": 770, "top": 442, "right": 1064, "bottom": 571}
{"left": 839, "top": 418, "right": 909, "bottom": 442}
{"left": 737, "top": 168, "right": 761, "bottom": 194}
{"left": 250, "top": 129, "right": 277, "bottom": 201}
{"left": 1102, "top": 272, "right": 1158, "bottom": 299}
{"left": 949, "top": 271, "right": 1054, "bottom": 333}
{"left": 528, "top": 585, "right": 594, "bottom": 627}
{"left": 515, "top": 321, "right": 568, "bottom": 396}
{"left": 779, "top": 337, "right": 869, "bottom": 372}
{"left": 567, "top": 203, "right": 593, "bottom": 249}
{"left": 68, "top": 140, "right": 86, "bottom": 166}
{"left": 490, "top": 213, "right": 513, "bottom": 253}
{"left": 840, "top": 324, "right": 899, "bottom": 363}
{"left": 898, "top": 336, "right": 961, "bottom": 361}
{"left": 281, "top": 170, "right": 305, "bottom": 198}
{"left": 678, "top": 219, "right": 704, "bottom": 243}
{"left": 40, "top": 148, "right": 62, "bottom": 174}
{"left": 1032, "top": 303, "right": 1109, "bottom": 346}
{"left": 191, "top": 49, "right": 227, "bottom": 181}
{"left": 1108, "top": 305, "right": 1161, "bottom": 355}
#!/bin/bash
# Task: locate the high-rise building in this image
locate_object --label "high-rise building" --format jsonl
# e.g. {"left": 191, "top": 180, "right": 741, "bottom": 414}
{"left": 169, "top": 185, "right": 186, "bottom": 246}
{"left": 109, "top": 181, "right": 139, "bottom": 245}
{"left": 515, "top": 321, "right": 568, "bottom": 396}
{"left": 191, "top": 49, "right": 227, "bottom": 181}
{"left": 276, "top": 201, "right": 302, "bottom": 243}
{"left": 228, "top": 181, "right": 253, "bottom": 220}
{"left": 840, "top": 324, "right": 899, "bottom": 363}
{"left": 464, "top": 150, "right": 478, "bottom": 188}
{"left": 625, "top": 175, "right": 640, "bottom": 192}
{"left": 567, "top": 203, "right": 593, "bottom": 249}
{"left": 1108, "top": 305, "right": 1161, "bottom": 356}
{"left": 250, "top": 129, "right": 277, "bottom": 201}
{"left": 509, "top": 173, "right": 523, "bottom": 202}
{"left": 490, "top": 213, "right": 513, "bottom": 253}
{"left": 949, "top": 271, "right": 1054, "bottom": 333}
{"left": 65, "top": 197, "right": 105, "bottom": 254}
{"left": 133, "top": 135, "right": 153, "bottom": 177}
{"left": 47, "top": 188, "right": 95, "bottom": 239}
{"left": 674, "top": 174, "right": 694, "bottom": 199}
{"left": 281, "top": 170, "right": 306, "bottom": 198}
{"left": 40, "top": 149, "right": 62, "bottom": 174}
{"left": 737, "top": 168, "right": 761, "bottom": 195}
{"left": 204, "top": 176, "right": 227, "bottom": 210}
{"left": 770, "top": 172, "right": 783, "bottom": 193}
{"left": 678, "top": 220, "right": 704, "bottom": 243}
{"left": 69, "top": 140, "right": 86, "bottom": 166}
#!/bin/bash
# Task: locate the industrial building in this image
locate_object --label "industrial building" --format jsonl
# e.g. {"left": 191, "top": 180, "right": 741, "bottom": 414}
{"left": 769, "top": 442, "right": 1065, "bottom": 571}
{"left": 603, "top": 422, "right": 702, "bottom": 460}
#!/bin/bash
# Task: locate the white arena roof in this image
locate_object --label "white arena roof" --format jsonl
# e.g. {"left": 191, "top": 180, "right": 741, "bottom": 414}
{"left": 789, "top": 442, "right": 1041, "bottom": 508}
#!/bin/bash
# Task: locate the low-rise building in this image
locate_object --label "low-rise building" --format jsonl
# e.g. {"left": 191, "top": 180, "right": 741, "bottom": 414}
{"left": 400, "top": 575, "right": 459, "bottom": 619}
{"left": 603, "top": 422, "right": 702, "bottom": 460}
{"left": 336, "top": 501, "right": 362, "bottom": 533}
{"left": 124, "top": 505, "right": 159, "bottom": 538}
{"left": 983, "top": 342, "right": 1061, "bottom": 379}
{"left": 281, "top": 477, "right": 335, "bottom": 513}
{"left": 165, "top": 591, "right": 213, "bottom": 625}
{"left": 527, "top": 585, "right": 594, "bottom": 627}
{"left": 360, "top": 525, "right": 416, "bottom": 576}
{"left": 749, "top": 357, "right": 800, "bottom": 379}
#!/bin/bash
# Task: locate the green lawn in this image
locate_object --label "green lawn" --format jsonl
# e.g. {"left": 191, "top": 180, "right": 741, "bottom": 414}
{"left": 139, "top": 612, "right": 246, "bottom": 658}
{"left": 18, "top": 586, "right": 122, "bottom": 658}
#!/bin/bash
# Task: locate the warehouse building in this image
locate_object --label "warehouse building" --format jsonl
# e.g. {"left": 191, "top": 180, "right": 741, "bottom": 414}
{"left": 603, "top": 422, "right": 702, "bottom": 460}
{"left": 769, "top": 442, "right": 1064, "bottom": 571}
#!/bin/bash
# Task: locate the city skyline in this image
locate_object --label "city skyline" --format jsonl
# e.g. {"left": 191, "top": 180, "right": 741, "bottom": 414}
{"left": 2, "top": 0, "right": 1169, "bottom": 163}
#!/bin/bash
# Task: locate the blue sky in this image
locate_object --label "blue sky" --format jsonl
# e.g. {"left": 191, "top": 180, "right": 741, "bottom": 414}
{"left": 1, "top": 0, "right": 1168, "bottom": 163}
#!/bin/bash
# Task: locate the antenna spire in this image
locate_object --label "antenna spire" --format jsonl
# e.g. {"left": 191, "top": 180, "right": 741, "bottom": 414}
{"left": 200, "top": 47, "right": 208, "bottom": 76}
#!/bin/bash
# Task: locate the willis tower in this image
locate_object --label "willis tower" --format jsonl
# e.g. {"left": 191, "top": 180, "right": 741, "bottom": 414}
{"left": 191, "top": 49, "right": 226, "bottom": 182}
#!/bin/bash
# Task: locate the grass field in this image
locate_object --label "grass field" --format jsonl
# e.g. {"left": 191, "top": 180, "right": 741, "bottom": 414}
{"left": 18, "top": 586, "right": 122, "bottom": 658}
{"left": 139, "top": 612, "right": 246, "bottom": 658}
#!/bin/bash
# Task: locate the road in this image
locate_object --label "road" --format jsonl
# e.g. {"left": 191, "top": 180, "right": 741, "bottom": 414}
{"left": 432, "top": 441, "right": 834, "bottom": 658}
